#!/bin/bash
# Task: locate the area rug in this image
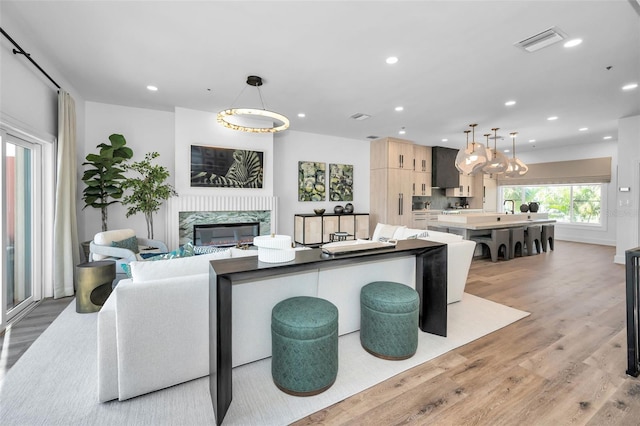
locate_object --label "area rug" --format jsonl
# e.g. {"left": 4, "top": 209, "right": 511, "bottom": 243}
{"left": 0, "top": 293, "right": 528, "bottom": 425}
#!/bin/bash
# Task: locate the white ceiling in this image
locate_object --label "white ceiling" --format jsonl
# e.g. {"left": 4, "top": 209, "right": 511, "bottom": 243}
{"left": 2, "top": 1, "right": 639, "bottom": 153}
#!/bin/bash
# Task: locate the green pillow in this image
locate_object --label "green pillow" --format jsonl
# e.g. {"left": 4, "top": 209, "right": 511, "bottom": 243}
{"left": 111, "top": 236, "right": 139, "bottom": 253}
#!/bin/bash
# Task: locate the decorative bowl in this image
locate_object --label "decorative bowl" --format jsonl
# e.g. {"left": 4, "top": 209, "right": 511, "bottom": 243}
{"left": 334, "top": 205, "right": 344, "bottom": 214}
{"left": 313, "top": 208, "right": 325, "bottom": 215}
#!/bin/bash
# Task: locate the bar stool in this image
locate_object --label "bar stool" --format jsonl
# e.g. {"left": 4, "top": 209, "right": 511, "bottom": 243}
{"left": 271, "top": 296, "right": 338, "bottom": 396}
{"left": 509, "top": 227, "right": 525, "bottom": 259}
{"left": 471, "top": 229, "right": 510, "bottom": 262}
{"left": 524, "top": 225, "right": 542, "bottom": 255}
{"left": 541, "top": 224, "right": 555, "bottom": 252}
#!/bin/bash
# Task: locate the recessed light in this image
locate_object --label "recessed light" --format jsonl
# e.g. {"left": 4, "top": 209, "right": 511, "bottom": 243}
{"left": 579, "top": 127, "right": 588, "bottom": 131}
{"left": 547, "top": 116, "right": 558, "bottom": 121}
{"left": 395, "top": 106, "right": 404, "bottom": 112}
{"left": 505, "top": 100, "right": 516, "bottom": 106}
{"left": 297, "top": 113, "right": 306, "bottom": 118}
{"left": 623, "top": 83, "right": 638, "bottom": 91}
{"left": 441, "top": 138, "right": 448, "bottom": 142}
{"left": 504, "top": 149, "right": 510, "bottom": 153}
{"left": 146, "top": 85, "right": 158, "bottom": 91}
{"left": 603, "top": 136, "right": 612, "bottom": 140}
{"left": 563, "top": 38, "right": 582, "bottom": 48}
{"left": 398, "top": 129, "right": 406, "bottom": 135}
{"left": 386, "top": 56, "right": 398, "bottom": 65}
{"left": 528, "top": 139, "right": 536, "bottom": 143}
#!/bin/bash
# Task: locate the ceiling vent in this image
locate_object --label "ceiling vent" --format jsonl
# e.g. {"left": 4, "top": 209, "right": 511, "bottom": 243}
{"left": 350, "top": 113, "right": 371, "bottom": 121}
{"left": 515, "top": 27, "right": 567, "bottom": 52}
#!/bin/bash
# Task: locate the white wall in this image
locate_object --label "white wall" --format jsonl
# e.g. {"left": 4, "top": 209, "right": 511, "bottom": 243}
{"left": 274, "top": 130, "right": 370, "bottom": 238}
{"left": 515, "top": 141, "right": 619, "bottom": 248}
{"left": 614, "top": 115, "right": 640, "bottom": 263}
{"left": 82, "top": 102, "right": 175, "bottom": 242}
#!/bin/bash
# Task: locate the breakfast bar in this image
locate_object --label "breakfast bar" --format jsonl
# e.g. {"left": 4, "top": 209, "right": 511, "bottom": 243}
{"left": 208, "top": 239, "right": 447, "bottom": 425}
{"left": 431, "top": 212, "right": 556, "bottom": 240}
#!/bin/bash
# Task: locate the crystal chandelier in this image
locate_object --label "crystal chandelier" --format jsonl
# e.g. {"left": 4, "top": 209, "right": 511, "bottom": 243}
{"left": 217, "top": 76, "right": 290, "bottom": 133}
{"left": 455, "top": 123, "right": 488, "bottom": 175}
{"left": 482, "top": 127, "right": 509, "bottom": 174}
{"left": 504, "top": 132, "right": 529, "bottom": 177}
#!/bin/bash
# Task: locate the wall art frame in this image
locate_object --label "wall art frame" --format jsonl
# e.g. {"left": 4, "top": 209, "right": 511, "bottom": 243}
{"left": 190, "top": 145, "right": 264, "bottom": 188}
{"left": 298, "top": 161, "right": 326, "bottom": 201}
{"left": 329, "top": 163, "right": 354, "bottom": 201}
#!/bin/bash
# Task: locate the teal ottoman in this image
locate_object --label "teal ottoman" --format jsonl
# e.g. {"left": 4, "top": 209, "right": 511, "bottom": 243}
{"left": 360, "top": 281, "right": 419, "bottom": 360}
{"left": 271, "top": 296, "right": 339, "bottom": 396}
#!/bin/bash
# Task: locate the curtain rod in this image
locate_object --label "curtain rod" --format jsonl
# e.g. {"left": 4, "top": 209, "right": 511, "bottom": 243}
{"left": 0, "top": 26, "right": 61, "bottom": 90}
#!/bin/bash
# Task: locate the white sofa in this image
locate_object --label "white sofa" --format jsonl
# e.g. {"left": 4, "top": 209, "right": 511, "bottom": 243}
{"left": 97, "top": 245, "right": 421, "bottom": 402}
{"left": 371, "top": 223, "right": 476, "bottom": 304}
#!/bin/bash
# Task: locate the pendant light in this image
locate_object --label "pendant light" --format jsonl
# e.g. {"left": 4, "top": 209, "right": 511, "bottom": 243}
{"left": 455, "top": 124, "right": 488, "bottom": 175}
{"left": 454, "top": 130, "right": 472, "bottom": 173}
{"left": 217, "top": 75, "right": 290, "bottom": 133}
{"left": 482, "top": 127, "right": 509, "bottom": 174}
{"left": 504, "top": 132, "right": 528, "bottom": 177}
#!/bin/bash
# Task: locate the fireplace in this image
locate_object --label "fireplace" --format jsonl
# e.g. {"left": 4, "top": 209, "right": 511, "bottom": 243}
{"left": 193, "top": 222, "right": 260, "bottom": 247}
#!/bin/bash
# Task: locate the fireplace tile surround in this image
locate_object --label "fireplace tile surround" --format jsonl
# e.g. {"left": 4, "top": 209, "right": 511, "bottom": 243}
{"left": 165, "top": 195, "right": 278, "bottom": 249}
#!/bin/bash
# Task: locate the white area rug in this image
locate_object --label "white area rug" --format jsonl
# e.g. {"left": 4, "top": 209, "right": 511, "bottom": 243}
{"left": 0, "top": 293, "right": 528, "bottom": 425}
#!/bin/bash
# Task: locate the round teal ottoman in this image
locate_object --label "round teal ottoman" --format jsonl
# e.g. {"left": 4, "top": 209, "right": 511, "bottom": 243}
{"left": 360, "top": 281, "right": 419, "bottom": 360}
{"left": 271, "top": 296, "right": 339, "bottom": 396}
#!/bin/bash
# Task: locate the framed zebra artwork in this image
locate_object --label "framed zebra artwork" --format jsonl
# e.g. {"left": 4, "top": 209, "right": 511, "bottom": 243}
{"left": 190, "top": 145, "right": 264, "bottom": 188}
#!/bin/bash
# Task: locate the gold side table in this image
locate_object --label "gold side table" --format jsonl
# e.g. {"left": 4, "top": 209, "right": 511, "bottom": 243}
{"left": 76, "top": 260, "right": 116, "bottom": 313}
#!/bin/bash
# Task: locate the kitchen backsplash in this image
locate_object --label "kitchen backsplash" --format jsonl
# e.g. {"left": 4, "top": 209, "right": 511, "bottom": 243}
{"left": 412, "top": 188, "right": 466, "bottom": 210}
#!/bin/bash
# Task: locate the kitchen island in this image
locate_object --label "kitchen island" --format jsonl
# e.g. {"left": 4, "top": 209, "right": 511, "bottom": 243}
{"left": 430, "top": 212, "right": 556, "bottom": 239}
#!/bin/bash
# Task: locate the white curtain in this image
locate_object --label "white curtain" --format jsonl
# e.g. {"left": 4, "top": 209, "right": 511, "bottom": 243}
{"left": 53, "top": 90, "right": 79, "bottom": 298}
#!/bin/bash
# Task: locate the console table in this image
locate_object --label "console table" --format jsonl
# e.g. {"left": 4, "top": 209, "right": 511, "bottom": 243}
{"left": 208, "top": 239, "right": 447, "bottom": 425}
{"left": 294, "top": 213, "right": 369, "bottom": 246}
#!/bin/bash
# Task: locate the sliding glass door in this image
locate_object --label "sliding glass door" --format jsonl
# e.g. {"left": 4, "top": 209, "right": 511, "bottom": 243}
{"left": 1, "top": 128, "right": 44, "bottom": 328}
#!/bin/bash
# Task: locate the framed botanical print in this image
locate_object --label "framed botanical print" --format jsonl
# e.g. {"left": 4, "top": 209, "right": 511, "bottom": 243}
{"left": 298, "top": 161, "right": 326, "bottom": 201}
{"left": 329, "top": 163, "right": 353, "bottom": 201}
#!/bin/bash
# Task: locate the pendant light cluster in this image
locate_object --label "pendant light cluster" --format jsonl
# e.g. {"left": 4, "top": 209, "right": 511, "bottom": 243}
{"left": 454, "top": 124, "right": 527, "bottom": 177}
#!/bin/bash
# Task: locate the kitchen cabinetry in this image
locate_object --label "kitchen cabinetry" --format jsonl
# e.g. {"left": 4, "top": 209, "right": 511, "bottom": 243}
{"left": 412, "top": 145, "right": 432, "bottom": 196}
{"left": 413, "top": 172, "right": 432, "bottom": 196}
{"left": 446, "top": 173, "right": 475, "bottom": 197}
{"left": 431, "top": 146, "right": 459, "bottom": 188}
{"left": 370, "top": 138, "right": 415, "bottom": 228}
{"left": 294, "top": 213, "right": 370, "bottom": 246}
{"left": 483, "top": 174, "right": 498, "bottom": 212}
{"left": 411, "top": 211, "right": 429, "bottom": 229}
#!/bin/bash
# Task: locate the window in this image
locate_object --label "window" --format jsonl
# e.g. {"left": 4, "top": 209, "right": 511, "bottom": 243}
{"left": 500, "top": 184, "right": 603, "bottom": 225}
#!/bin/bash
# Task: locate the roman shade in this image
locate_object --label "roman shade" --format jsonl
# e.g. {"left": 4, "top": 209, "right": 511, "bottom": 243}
{"left": 497, "top": 157, "right": 611, "bottom": 186}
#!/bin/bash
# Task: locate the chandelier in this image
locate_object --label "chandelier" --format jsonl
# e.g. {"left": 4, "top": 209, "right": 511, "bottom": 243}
{"left": 482, "top": 127, "right": 509, "bottom": 174}
{"left": 503, "top": 132, "right": 529, "bottom": 177}
{"left": 217, "top": 76, "right": 290, "bottom": 133}
{"left": 454, "top": 124, "right": 488, "bottom": 175}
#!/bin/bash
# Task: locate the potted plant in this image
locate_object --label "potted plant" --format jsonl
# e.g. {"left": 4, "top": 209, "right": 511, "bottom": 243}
{"left": 122, "top": 152, "right": 177, "bottom": 239}
{"left": 82, "top": 133, "right": 133, "bottom": 232}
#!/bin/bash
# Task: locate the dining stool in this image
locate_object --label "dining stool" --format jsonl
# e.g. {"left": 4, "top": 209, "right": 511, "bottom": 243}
{"left": 541, "top": 224, "right": 555, "bottom": 252}
{"left": 471, "top": 229, "right": 510, "bottom": 262}
{"left": 509, "top": 227, "right": 525, "bottom": 259}
{"left": 360, "top": 281, "right": 419, "bottom": 360}
{"left": 271, "top": 296, "right": 338, "bottom": 396}
{"left": 524, "top": 225, "right": 542, "bottom": 255}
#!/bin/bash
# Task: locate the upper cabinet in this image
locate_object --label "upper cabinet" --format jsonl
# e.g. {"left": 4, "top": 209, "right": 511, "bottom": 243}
{"left": 413, "top": 145, "right": 432, "bottom": 173}
{"left": 370, "top": 137, "right": 415, "bottom": 170}
{"left": 431, "top": 146, "right": 459, "bottom": 188}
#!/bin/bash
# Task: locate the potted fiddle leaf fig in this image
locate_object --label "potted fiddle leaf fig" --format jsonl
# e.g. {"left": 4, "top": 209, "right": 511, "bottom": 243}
{"left": 82, "top": 133, "right": 133, "bottom": 232}
{"left": 122, "top": 152, "right": 177, "bottom": 239}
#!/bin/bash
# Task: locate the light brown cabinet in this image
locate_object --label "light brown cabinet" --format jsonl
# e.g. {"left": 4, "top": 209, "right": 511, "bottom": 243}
{"left": 370, "top": 137, "right": 415, "bottom": 170}
{"left": 294, "top": 213, "right": 370, "bottom": 246}
{"left": 446, "top": 173, "right": 477, "bottom": 197}
{"left": 413, "top": 145, "right": 432, "bottom": 172}
{"left": 413, "top": 172, "right": 432, "bottom": 196}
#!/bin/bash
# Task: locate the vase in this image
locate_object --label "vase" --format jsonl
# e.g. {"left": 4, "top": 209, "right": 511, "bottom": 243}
{"left": 334, "top": 205, "right": 344, "bottom": 214}
{"left": 520, "top": 204, "right": 529, "bottom": 213}
{"left": 344, "top": 203, "right": 354, "bottom": 214}
{"left": 528, "top": 202, "right": 539, "bottom": 213}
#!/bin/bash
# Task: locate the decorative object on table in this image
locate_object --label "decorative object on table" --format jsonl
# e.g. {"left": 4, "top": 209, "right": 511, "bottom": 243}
{"left": 313, "top": 208, "right": 325, "bottom": 215}
{"left": 122, "top": 152, "right": 177, "bottom": 239}
{"left": 333, "top": 205, "right": 344, "bottom": 214}
{"left": 520, "top": 203, "right": 529, "bottom": 213}
{"left": 253, "top": 234, "right": 296, "bottom": 263}
{"left": 503, "top": 132, "right": 529, "bottom": 178}
{"left": 190, "top": 145, "right": 264, "bottom": 188}
{"left": 298, "top": 161, "right": 326, "bottom": 201}
{"left": 328, "top": 163, "right": 354, "bottom": 201}
{"left": 528, "top": 201, "right": 540, "bottom": 212}
{"left": 81, "top": 133, "right": 133, "bottom": 231}
{"left": 216, "top": 75, "right": 289, "bottom": 134}
{"left": 454, "top": 124, "right": 488, "bottom": 175}
{"left": 343, "top": 203, "right": 354, "bottom": 214}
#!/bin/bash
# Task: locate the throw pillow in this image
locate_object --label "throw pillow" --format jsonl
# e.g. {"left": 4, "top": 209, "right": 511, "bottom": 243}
{"left": 111, "top": 235, "right": 139, "bottom": 253}
{"left": 146, "top": 242, "right": 195, "bottom": 261}
{"left": 121, "top": 263, "right": 133, "bottom": 278}
{"left": 406, "top": 231, "right": 428, "bottom": 240}
{"left": 130, "top": 249, "right": 231, "bottom": 282}
{"left": 194, "top": 245, "right": 231, "bottom": 255}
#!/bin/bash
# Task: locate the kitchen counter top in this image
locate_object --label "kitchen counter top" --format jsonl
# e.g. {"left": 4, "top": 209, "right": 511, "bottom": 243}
{"left": 433, "top": 218, "right": 555, "bottom": 231}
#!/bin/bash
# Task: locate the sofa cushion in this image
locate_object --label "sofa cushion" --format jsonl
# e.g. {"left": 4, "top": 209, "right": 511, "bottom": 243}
{"left": 145, "top": 242, "right": 195, "bottom": 261}
{"left": 371, "top": 223, "right": 406, "bottom": 242}
{"left": 130, "top": 249, "right": 231, "bottom": 283}
{"left": 230, "top": 247, "right": 259, "bottom": 258}
{"left": 397, "top": 228, "right": 429, "bottom": 240}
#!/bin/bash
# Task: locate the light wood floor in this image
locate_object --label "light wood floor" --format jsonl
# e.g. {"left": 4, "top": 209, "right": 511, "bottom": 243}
{"left": 2, "top": 242, "right": 639, "bottom": 425}
{"left": 294, "top": 241, "right": 640, "bottom": 425}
